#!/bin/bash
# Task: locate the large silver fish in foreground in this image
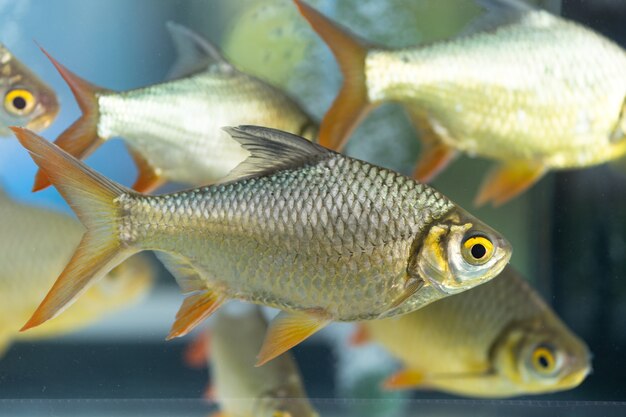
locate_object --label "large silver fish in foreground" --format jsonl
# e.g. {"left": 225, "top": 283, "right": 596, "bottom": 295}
{"left": 188, "top": 307, "right": 319, "bottom": 417}
{"left": 33, "top": 22, "right": 317, "bottom": 193}
{"left": 12, "top": 125, "right": 511, "bottom": 366}
{"left": 0, "top": 190, "right": 153, "bottom": 356}
{"left": 0, "top": 43, "right": 58, "bottom": 136}
{"left": 295, "top": 0, "right": 626, "bottom": 205}
{"left": 354, "top": 266, "right": 591, "bottom": 398}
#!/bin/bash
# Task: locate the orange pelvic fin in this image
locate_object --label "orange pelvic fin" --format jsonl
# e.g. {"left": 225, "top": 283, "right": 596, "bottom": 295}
{"left": 294, "top": 0, "right": 373, "bottom": 151}
{"left": 184, "top": 331, "right": 211, "bottom": 369}
{"left": 167, "top": 291, "right": 225, "bottom": 340}
{"left": 256, "top": 310, "right": 330, "bottom": 367}
{"left": 33, "top": 46, "right": 109, "bottom": 191}
{"left": 475, "top": 161, "right": 545, "bottom": 207}
{"left": 126, "top": 144, "right": 165, "bottom": 193}
{"left": 11, "top": 127, "right": 132, "bottom": 331}
{"left": 349, "top": 324, "right": 372, "bottom": 346}
{"left": 382, "top": 369, "right": 426, "bottom": 390}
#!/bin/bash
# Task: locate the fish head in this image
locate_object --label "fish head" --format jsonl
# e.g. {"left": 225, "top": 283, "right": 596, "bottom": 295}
{"left": 492, "top": 320, "right": 591, "bottom": 395}
{"left": 81, "top": 253, "right": 155, "bottom": 311}
{"left": 409, "top": 208, "right": 511, "bottom": 295}
{"left": 0, "top": 46, "right": 59, "bottom": 136}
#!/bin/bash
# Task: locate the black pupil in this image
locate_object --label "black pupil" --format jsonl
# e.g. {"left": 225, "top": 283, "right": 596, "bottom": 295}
{"left": 12, "top": 96, "right": 27, "bottom": 110}
{"left": 538, "top": 355, "right": 550, "bottom": 368}
{"left": 471, "top": 243, "right": 487, "bottom": 259}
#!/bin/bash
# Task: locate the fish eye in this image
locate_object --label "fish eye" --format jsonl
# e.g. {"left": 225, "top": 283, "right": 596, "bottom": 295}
{"left": 531, "top": 345, "right": 557, "bottom": 374}
{"left": 461, "top": 235, "right": 494, "bottom": 265}
{"left": 4, "top": 89, "right": 36, "bottom": 115}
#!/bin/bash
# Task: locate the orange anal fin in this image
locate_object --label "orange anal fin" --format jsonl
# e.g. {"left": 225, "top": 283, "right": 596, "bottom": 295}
{"left": 294, "top": 0, "right": 371, "bottom": 151}
{"left": 382, "top": 369, "right": 426, "bottom": 391}
{"left": 126, "top": 145, "right": 165, "bottom": 193}
{"left": 184, "top": 331, "right": 211, "bottom": 369}
{"left": 167, "top": 291, "right": 225, "bottom": 340}
{"left": 474, "top": 162, "right": 546, "bottom": 207}
{"left": 349, "top": 324, "right": 371, "bottom": 346}
{"left": 33, "top": 46, "right": 108, "bottom": 192}
{"left": 256, "top": 310, "right": 330, "bottom": 367}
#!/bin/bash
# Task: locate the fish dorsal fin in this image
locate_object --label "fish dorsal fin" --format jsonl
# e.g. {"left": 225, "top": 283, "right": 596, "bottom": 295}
{"left": 165, "top": 21, "right": 233, "bottom": 80}
{"left": 220, "top": 126, "right": 331, "bottom": 182}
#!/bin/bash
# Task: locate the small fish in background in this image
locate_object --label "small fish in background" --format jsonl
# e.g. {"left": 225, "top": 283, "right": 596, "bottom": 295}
{"left": 0, "top": 43, "right": 58, "bottom": 136}
{"left": 12, "top": 125, "right": 511, "bottom": 366}
{"left": 33, "top": 22, "right": 317, "bottom": 193}
{"left": 352, "top": 266, "right": 591, "bottom": 398}
{"left": 295, "top": 0, "right": 626, "bottom": 206}
{"left": 0, "top": 189, "right": 153, "bottom": 356}
{"left": 185, "top": 306, "right": 319, "bottom": 417}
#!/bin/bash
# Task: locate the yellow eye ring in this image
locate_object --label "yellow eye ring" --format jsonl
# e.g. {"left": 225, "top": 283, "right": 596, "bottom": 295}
{"left": 461, "top": 235, "right": 494, "bottom": 265}
{"left": 532, "top": 346, "right": 557, "bottom": 374}
{"left": 4, "top": 89, "right": 35, "bottom": 115}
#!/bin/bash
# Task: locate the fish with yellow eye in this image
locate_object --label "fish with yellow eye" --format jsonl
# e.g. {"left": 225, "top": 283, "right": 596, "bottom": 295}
{"left": 0, "top": 189, "right": 153, "bottom": 356}
{"left": 11, "top": 124, "right": 511, "bottom": 366}
{"left": 0, "top": 43, "right": 58, "bottom": 136}
{"left": 185, "top": 306, "right": 319, "bottom": 417}
{"left": 295, "top": 0, "right": 626, "bottom": 206}
{"left": 351, "top": 266, "right": 591, "bottom": 398}
{"left": 32, "top": 22, "right": 317, "bottom": 193}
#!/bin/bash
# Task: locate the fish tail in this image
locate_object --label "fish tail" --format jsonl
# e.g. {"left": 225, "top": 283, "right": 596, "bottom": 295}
{"left": 11, "top": 127, "right": 134, "bottom": 332}
{"left": 294, "top": 0, "right": 372, "bottom": 151}
{"left": 33, "top": 46, "right": 109, "bottom": 192}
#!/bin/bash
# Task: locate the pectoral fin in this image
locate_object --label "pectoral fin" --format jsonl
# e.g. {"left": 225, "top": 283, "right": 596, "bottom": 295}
{"left": 475, "top": 162, "right": 545, "bottom": 207}
{"left": 126, "top": 144, "right": 165, "bottom": 193}
{"left": 406, "top": 109, "right": 458, "bottom": 182}
{"left": 256, "top": 310, "right": 330, "bottom": 367}
{"left": 382, "top": 369, "right": 427, "bottom": 390}
{"left": 167, "top": 291, "right": 226, "bottom": 340}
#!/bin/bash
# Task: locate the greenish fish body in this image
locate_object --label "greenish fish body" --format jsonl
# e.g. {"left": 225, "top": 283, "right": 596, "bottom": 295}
{"left": 0, "top": 191, "right": 153, "bottom": 355}
{"left": 12, "top": 125, "right": 511, "bottom": 364}
{"left": 362, "top": 266, "right": 590, "bottom": 397}
{"left": 209, "top": 307, "right": 318, "bottom": 417}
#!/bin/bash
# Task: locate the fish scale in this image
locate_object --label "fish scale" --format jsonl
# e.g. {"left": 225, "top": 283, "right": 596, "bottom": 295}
{"left": 13, "top": 125, "right": 510, "bottom": 363}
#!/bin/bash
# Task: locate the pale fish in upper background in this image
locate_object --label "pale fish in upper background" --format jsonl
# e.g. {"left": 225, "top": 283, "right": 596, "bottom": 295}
{"left": 352, "top": 265, "right": 591, "bottom": 398}
{"left": 33, "top": 22, "right": 317, "bottom": 193}
{"left": 12, "top": 125, "right": 511, "bottom": 366}
{"left": 0, "top": 189, "right": 153, "bottom": 356}
{"left": 185, "top": 306, "right": 319, "bottom": 417}
{"left": 0, "top": 43, "right": 58, "bottom": 136}
{"left": 295, "top": 0, "right": 626, "bottom": 206}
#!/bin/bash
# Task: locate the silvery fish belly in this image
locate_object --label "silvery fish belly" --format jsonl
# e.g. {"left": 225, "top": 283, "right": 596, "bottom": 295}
{"left": 207, "top": 307, "right": 318, "bottom": 417}
{"left": 295, "top": 0, "right": 626, "bottom": 205}
{"left": 33, "top": 22, "right": 316, "bottom": 193}
{"left": 361, "top": 266, "right": 591, "bottom": 398}
{"left": 12, "top": 125, "right": 511, "bottom": 365}
{"left": 367, "top": 11, "right": 626, "bottom": 167}
{"left": 0, "top": 190, "right": 153, "bottom": 355}
{"left": 97, "top": 66, "right": 315, "bottom": 186}
{"left": 0, "top": 43, "right": 58, "bottom": 136}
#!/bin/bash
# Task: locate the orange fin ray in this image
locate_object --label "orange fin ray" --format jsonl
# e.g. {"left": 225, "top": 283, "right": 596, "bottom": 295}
{"left": 167, "top": 291, "right": 225, "bottom": 340}
{"left": 33, "top": 46, "right": 109, "bottom": 191}
{"left": 256, "top": 310, "right": 330, "bottom": 367}
{"left": 349, "top": 324, "right": 371, "bottom": 346}
{"left": 382, "top": 369, "right": 426, "bottom": 391}
{"left": 11, "top": 127, "right": 132, "bottom": 331}
{"left": 475, "top": 162, "right": 545, "bottom": 207}
{"left": 126, "top": 144, "right": 165, "bottom": 193}
{"left": 413, "top": 143, "right": 457, "bottom": 183}
{"left": 294, "top": 0, "right": 372, "bottom": 151}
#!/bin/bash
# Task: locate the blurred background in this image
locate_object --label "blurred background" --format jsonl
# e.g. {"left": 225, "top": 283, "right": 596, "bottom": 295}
{"left": 0, "top": 0, "right": 625, "bottom": 416}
